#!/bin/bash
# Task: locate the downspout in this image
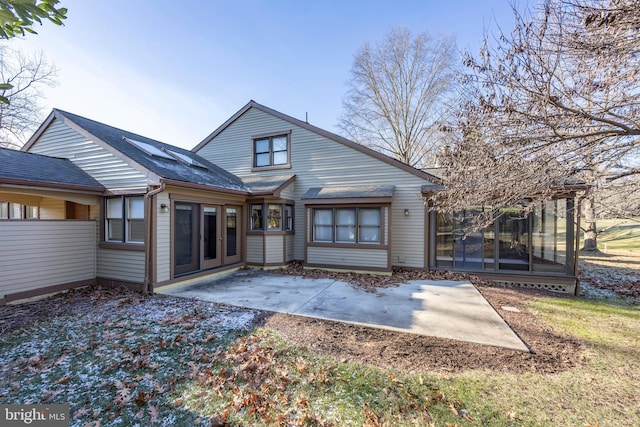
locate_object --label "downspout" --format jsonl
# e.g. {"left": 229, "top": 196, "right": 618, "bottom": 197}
{"left": 143, "top": 182, "right": 165, "bottom": 294}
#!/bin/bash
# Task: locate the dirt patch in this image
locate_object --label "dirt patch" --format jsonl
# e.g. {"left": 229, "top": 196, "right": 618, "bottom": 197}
{"left": 261, "top": 284, "right": 582, "bottom": 374}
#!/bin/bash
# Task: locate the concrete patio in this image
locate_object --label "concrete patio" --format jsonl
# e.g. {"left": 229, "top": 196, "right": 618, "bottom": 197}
{"left": 157, "top": 269, "right": 529, "bottom": 352}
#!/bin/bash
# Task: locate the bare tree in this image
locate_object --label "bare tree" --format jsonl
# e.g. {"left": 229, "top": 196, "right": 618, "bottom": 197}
{"left": 0, "top": 44, "right": 56, "bottom": 148}
{"left": 339, "top": 27, "right": 458, "bottom": 168}
{"left": 433, "top": 0, "right": 640, "bottom": 251}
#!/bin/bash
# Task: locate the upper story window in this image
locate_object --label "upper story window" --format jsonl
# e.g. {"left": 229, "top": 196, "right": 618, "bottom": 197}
{"left": 253, "top": 132, "right": 290, "bottom": 170}
{"left": 106, "top": 195, "right": 145, "bottom": 243}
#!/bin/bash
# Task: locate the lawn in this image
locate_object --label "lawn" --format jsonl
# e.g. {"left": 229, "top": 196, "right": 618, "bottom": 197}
{"left": 583, "top": 218, "right": 640, "bottom": 252}
{"left": 1, "top": 286, "right": 639, "bottom": 426}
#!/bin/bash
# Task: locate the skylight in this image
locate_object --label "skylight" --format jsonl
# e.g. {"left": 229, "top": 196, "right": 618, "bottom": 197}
{"left": 166, "top": 150, "right": 209, "bottom": 170}
{"left": 123, "top": 136, "right": 174, "bottom": 160}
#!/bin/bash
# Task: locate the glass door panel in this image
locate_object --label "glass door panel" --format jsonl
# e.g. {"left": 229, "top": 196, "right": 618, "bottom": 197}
{"left": 453, "top": 208, "right": 483, "bottom": 269}
{"left": 202, "top": 206, "right": 221, "bottom": 269}
{"left": 225, "top": 207, "right": 241, "bottom": 264}
{"left": 174, "top": 203, "right": 199, "bottom": 275}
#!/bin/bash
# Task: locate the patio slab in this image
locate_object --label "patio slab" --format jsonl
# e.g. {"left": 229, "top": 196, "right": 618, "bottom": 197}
{"left": 157, "top": 270, "right": 529, "bottom": 352}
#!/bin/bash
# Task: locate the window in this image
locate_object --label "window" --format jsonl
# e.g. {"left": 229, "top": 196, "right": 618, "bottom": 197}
{"left": 313, "top": 209, "right": 333, "bottom": 242}
{"left": 284, "top": 205, "right": 293, "bottom": 231}
{"left": 359, "top": 208, "right": 381, "bottom": 243}
{"left": 268, "top": 204, "right": 282, "bottom": 230}
{"left": 0, "top": 202, "right": 39, "bottom": 219}
{"left": 312, "top": 207, "right": 382, "bottom": 244}
{"left": 0, "top": 202, "right": 9, "bottom": 219}
{"left": 251, "top": 204, "right": 264, "bottom": 230}
{"left": 250, "top": 203, "right": 294, "bottom": 232}
{"left": 253, "top": 134, "right": 289, "bottom": 168}
{"left": 106, "top": 196, "right": 145, "bottom": 243}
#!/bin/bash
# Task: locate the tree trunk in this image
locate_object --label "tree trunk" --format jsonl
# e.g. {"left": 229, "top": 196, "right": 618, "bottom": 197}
{"left": 581, "top": 196, "right": 600, "bottom": 252}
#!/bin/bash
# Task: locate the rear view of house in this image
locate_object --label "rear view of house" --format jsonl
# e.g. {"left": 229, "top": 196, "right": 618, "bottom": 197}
{"left": 0, "top": 100, "right": 582, "bottom": 304}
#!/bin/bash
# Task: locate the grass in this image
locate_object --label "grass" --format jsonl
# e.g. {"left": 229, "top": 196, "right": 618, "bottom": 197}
{"left": 582, "top": 218, "right": 640, "bottom": 252}
{"left": 1, "top": 292, "right": 639, "bottom": 426}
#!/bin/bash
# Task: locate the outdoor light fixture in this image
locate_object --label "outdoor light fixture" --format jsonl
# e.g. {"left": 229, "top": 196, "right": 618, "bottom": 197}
{"left": 404, "top": 209, "right": 410, "bottom": 216}
{"left": 160, "top": 203, "right": 169, "bottom": 213}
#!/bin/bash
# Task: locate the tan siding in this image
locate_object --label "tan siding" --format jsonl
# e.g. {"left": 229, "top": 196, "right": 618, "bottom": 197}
{"left": 0, "top": 221, "right": 96, "bottom": 298}
{"left": 307, "top": 246, "right": 388, "bottom": 269}
{"left": 155, "top": 192, "right": 171, "bottom": 282}
{"left": 285, "top": 235, "right": 295, "bottom": 261}
{"left": 196, "top": 107, "right": 430, "bottom": 268}
{"left": 39, "top": 197, "right": 66, "bottom": 219}
{"left": 28, "top": 118, "right": 150, "bottom": 190}
{"left": 264, "top": 235, "right": 284, "bottom": 264}
{"left": 246, "top": 235, "right": 264, "bottom": 263}
{"left": 97, "top": 248, "right": 145, "bottom": 283}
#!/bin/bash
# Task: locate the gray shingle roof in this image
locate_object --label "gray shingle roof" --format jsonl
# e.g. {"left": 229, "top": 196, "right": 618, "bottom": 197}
{"left": 0, "top": 147, "right": 104, "bottom": 191}
{"left": 55, "top": 109, "right": 249, "bottom": 193}
{"left": 302, "top": 185, "right": 395, "bottom": 199}
{"left": 242, "top": 174, "right": 295, "bottom": 194}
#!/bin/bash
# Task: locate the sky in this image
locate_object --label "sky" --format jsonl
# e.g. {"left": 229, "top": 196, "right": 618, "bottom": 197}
{"left": 10, "top": 0, "right": 518, "bottom": 150}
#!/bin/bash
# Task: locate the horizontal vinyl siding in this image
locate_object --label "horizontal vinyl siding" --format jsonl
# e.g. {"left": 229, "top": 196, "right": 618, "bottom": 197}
{"left": 28, "top": 118, "right": 150, "bottom": 190}
{"left": 307, "top": 246, "right": 388, "bottom": 269}
{"left": 155, "top": 192, "right": 171, "bottom": 282}
{"left": 196, "top": 107, "right": 431, "bottom": 269}
{"left": 264, "top": 235, "right": 284, "bottom": 264}
{"left": 246, "top": 235, "right": 264, "bottom": 264}
{"left": 286, "top": 235, "right": 295, "bottom": 261}
{"left": 0, "top": 221, "right": 96, "bottom": 297}
{"left": 97, "top": 248, "right": 145, "bottom": 283}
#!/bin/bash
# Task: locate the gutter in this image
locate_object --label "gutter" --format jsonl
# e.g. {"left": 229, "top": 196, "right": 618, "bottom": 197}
{"left": 143, "top": 182, "right": 165, "bottom": 294}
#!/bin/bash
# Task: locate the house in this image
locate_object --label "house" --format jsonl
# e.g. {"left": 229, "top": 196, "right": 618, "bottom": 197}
{"left": 0, "top": 101, "right": 581, "bottom": 304}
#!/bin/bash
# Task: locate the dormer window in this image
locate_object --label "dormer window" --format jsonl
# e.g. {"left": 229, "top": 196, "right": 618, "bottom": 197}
{"left": 252, "top": 132, "right": 291, "bottom": 170}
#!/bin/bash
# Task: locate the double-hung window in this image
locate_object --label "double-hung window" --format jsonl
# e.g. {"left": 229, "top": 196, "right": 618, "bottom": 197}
{"left": 106, "top": 196, "right": 145, "bottom": 243}
{"left": 253, "top": 133, "right": 289, "bottom": 169}
{"left": 312, "top": 207, "right": 381, "bottom": 244}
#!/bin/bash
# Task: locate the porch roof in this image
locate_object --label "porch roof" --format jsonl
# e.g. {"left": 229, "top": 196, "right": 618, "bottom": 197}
{"left": 243, "top": 174, "right": 295, "bottom": 195}
{"left": 302, "top": 185, "right": 395, "bottom": 200}
{"left": 0, "top": 147, "right": 104, "bottom": 193}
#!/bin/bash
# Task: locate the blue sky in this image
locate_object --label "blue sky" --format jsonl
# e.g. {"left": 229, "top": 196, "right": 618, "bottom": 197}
{"left": 12, "top": 0, "right": 518, "bottom": 150}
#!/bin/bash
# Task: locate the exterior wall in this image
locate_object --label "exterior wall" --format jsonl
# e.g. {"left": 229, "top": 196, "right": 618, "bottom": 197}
{"left": 97, "top": 248, "right": 145, "bottom": 283}
{"left": 27, "top": 118, "right": 150, "bottom": 190}
{"left": 246, "top": 235, "right": 264, "bottom": 264}
{"left": 305, "top": 206, "right": 391, "bottom": 269}
{"left": 39, "top": 197, "right": 66, "bottom": 219}
{"left": 155, "top": 191, "right": 171, "bottom": 283}
{"left": 264, "top": 235, "right": 284, "bottom": 264}
{"left": 285, "top": 234, "right": 295, "bottom": 261}
{"left": 307, "top": 247, "right": 389, "bottom": 269}
{"left": 196, "top": 107, "right": 432, "bottom": 268}
{"left": 0, "top": 220, "right": 96, "bottom": 302}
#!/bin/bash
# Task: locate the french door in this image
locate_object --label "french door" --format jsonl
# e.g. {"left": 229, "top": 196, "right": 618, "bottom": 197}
{"left": 174, "top": 203, "right": 242, "bottom": 276}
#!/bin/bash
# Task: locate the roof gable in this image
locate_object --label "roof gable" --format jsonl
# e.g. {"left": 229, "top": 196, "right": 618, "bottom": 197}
{"left": 26, "top": 110, "right": 249, "bottom": 193}
{"left": 0, "top": 147, "right": 104, "bottom": 192}
{"left": 194, "top": 100, "right": 441, "bottom": 184}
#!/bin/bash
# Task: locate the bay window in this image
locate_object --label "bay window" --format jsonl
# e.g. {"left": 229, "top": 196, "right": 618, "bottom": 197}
{"left": 250, "top": 202, "right": 294, "bottom": 232}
